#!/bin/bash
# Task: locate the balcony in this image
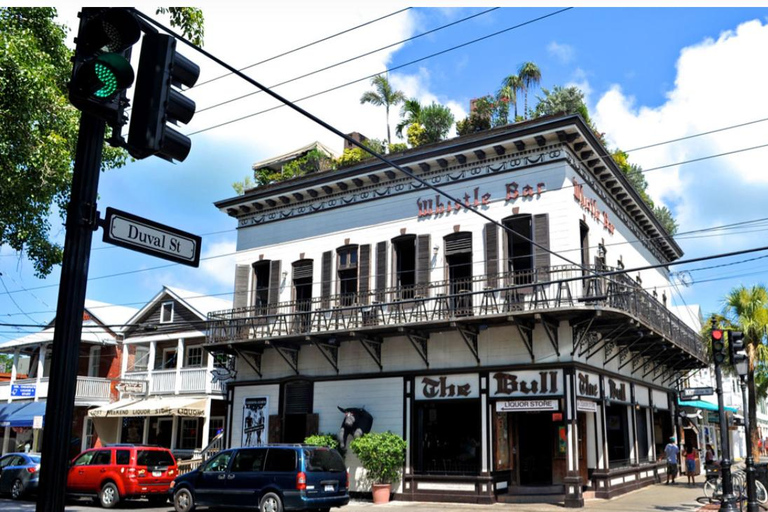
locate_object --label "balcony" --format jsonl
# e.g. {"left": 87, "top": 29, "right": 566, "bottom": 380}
{"left": 0, "top": 376, "right": 112, "bottom": 403}
{"left": 123, "top": 368, "right": 223, "bottom": 395}
{"left": 207, "top": 264, "right": 707, "bottom": 369}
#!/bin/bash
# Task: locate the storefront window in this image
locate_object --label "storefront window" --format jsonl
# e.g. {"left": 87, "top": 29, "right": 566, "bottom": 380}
{"left": 606, "top": 404, "right": 630, "bottom": 467}
{"left": 179, "top": 418, "right": 199, "bottom": 450}
{"left": 415, "top": 400, "right": 480, "bottom": 475}
{"left": 636, "top": 407, "right": 650, "bottom": 463}
{"left": 121, "top": 417, "right": 144, "bottom": 444}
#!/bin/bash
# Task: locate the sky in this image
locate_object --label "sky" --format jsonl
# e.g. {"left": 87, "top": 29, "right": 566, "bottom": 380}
{"left": 2, "top": 2, "right": 768, "bottom": 340}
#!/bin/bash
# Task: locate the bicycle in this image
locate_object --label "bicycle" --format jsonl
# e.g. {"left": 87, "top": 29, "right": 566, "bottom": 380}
{"left": 703, "top": 467, "right": 768, "bottom": 508}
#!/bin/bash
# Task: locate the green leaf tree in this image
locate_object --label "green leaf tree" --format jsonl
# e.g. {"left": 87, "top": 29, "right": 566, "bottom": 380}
{"left": 500, "top": 74, "right": 522, "bottom": 121}
{"left": 395, "top": 98, "right": 422, "bottom": 140}
{"left": 349, "top": 431, "right": 406, "bottom": 484}
{"left": 517, "top": 61, "right": 542, "bottom": 120}
{"left": 721, "top": 285, "right": 768, "bottom": 459}
{"left": 533, "top": 85, "right": 590, "bottom": 122}
{"left": 360, "top": 74, "right": 405, "bottom": 148}
{"left": 0, "top": 7, "right": 205, "bottom": 277}
{"left": 410, "top": 102, "right": 454, "bottom": 147}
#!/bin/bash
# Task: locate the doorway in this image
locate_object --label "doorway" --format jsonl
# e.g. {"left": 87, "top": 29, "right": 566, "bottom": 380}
{"left": 518, "top": 412, "right": 553, "bottom": 485}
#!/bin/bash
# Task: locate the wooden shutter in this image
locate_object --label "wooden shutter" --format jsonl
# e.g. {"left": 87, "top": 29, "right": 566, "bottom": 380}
{"left": 375, "top": 241, "right": 387, "bottom": 302}
{"left": 268, "top": 415, "right": 282, "bottom": 443}
{"left": 305, "top": 413, "right": 319, "bottom": 437}
{"left": 233, "top": 264, "right": 251, "bottom": 310}
{"left": 284, "top": 380, "right": 313, "bottom": 414}
{"left": 292, "top": 260, "right": 313, "bottom": 280}
{"left": 485, "top": 222, "right": 499, "bottom": 288}
{"left": 359, "top": 244, "right": 370, "bottom": 305}
{"left": 580, "top": 223, "right": 590, "bottom": 270}
{"left": 445, "top": 233, "right": 472, "bottom": 255}
{"left": 268, "top": 260, "right": 281, "bottom": 314}
{"left": 321, "top": 251, "right": 332, "bottom": 308}
{"left": 533, "top": 214, "right": 551, "bottom": 282}
{"left": 416, "top": 234, "right": 431, "bottom": 295}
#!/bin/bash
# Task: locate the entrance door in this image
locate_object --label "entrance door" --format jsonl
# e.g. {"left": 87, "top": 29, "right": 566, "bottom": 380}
{"left": 517, "top": 412, "right": 553, "bottom": 486}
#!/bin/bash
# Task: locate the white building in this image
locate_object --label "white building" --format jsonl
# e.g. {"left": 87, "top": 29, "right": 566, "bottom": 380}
{"left": 208, "top": 114, "right": 707, "bottom": 505}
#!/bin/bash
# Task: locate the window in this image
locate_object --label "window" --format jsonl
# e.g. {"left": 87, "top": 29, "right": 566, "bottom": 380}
{"left": 88, "top": 346, "right": 101, "bottom": 377}
{"left": 208, "top": 417, "right": 225, "bottom": 443}
{"left": 252, "top": 261, "right": 271, "bottom": 312}
{"left": 179, "top": 418, "right": 199, "bottom": 450}
{"left": 232, "top": 448, "right": 267, "bottom": 472}
{"left": 115, "top": 450, "right": 130, "bottom": 465}
{"left": 90, "top": 450, "right": 112, "bottom": 465}
{"left": 444, "top": 232, "right": 473, "bottom": 315}
{"left": 203, "top": 451, "right": 231, "bottom": 472}
{"left": 137, "top": 450, "right": 175, "bottom": 467}
{"left": 185, "top": 346, "right": 204, "bottom": 368}
{"left": 337, "top": 245, "right": 359, "bottom": 306}
{"left": 132, "top": 346, "right": 150, "bottom": 372}
{"left": 392, "top": 235, "right": 416, "bottom": 299}
{"left": 160, "top": 301, "right": 174, "bottom": 323}
{"left": 121, "top": 417, "right": 145, "bottom": 444}
{"left": 72, "top": 451, "right": 94, "bottom": 466}
{"left": 84, "top": 418, "right": 96, "bottom": 449}
{"left": 264, "top": 449, "right": 296, "bottom": 472}
{"left": 504, "top": 215, "right": 533, "bottom": 284}
{"left": 305, "top": 448, "right": 345, "bottom": 472}
{"left": 162, "top": 348, "right": 177, "bottom": 370}
{"left": 414, "top": 400, "right": 480, "bottom": 475}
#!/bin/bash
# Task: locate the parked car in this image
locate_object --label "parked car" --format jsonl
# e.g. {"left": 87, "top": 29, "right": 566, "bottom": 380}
{"left": 0, "top": 452, "right": 40, "bottom": 499}
{"left": 66, "top": 444, "right": 178, "bottom": 508}
{"left": 170, "top": 445, "right": 350, "bottom": 512}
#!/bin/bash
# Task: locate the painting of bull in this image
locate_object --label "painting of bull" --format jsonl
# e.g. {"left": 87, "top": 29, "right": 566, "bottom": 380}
{"left": 337, "top": 406, "right": 373, "bottom": 448}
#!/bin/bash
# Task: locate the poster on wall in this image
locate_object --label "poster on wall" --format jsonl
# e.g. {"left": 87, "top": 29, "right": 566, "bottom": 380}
{"left": 242, "top": 397, "right": 268, "bottom": 447}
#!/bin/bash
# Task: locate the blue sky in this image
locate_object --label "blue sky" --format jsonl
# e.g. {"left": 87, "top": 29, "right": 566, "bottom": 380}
{"left": 2, "top": 4, "right": 768, "bottom": 340}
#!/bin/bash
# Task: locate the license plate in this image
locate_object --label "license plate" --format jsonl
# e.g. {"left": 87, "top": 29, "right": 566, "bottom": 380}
{"left": 324, "top": 485, "right": 334, "bottom": 492}
{"left": 152, "top": 471, "right": 162, "bottom": 477}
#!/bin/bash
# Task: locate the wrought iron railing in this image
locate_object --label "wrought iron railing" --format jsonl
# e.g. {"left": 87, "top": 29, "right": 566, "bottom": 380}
{"left": 207, "top": 264, "right": 705, "bottom": 361}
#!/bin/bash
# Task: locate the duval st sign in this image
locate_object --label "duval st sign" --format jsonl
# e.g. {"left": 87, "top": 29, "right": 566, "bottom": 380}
{"left": 102, "top": 207, "right": 201, "bottom": 267}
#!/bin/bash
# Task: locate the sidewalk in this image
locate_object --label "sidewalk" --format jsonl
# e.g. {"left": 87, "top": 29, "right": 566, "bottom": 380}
{"left": 345, "top": 474, "right": 714, "bottom": 512}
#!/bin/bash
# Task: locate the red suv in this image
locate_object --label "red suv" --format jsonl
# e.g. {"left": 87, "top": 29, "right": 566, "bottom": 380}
{"left": 67, "top": 445, "right": 178, "bottom": 508}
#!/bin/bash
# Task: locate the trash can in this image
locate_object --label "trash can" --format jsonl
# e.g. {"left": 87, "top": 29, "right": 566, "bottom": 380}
{"left": 755, "top": 462, "right": 768, "bottom": 490}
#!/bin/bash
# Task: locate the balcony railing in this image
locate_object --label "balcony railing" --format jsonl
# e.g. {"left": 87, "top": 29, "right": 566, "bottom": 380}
{"left": 207, "top": 264, "right": 706, "bottom": 361}
{"left": 0, "top": 376, "right": 112, "bottom": 401}
{"left": 125, "top": 368, "right": 222, "bottom": 395}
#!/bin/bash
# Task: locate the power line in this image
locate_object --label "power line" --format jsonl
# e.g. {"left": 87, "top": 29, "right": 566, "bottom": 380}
{"left": 197, "top": 7, "right": 499, "bottom": 114}
{"left": 193, "top": 7, "right": 412, "bottom": 89}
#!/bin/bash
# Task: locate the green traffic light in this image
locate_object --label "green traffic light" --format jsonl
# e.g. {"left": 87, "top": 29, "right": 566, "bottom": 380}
{"left": 94, "top": 62, "right": 119, "bottom": 98}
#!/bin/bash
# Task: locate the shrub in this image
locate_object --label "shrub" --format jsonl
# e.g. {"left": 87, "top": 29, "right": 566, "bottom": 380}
{"left": 349, "top": 431, "right": 406, "bottom": 484}
{"left": 304, "top": 433, "right": 340, "bottom": 450}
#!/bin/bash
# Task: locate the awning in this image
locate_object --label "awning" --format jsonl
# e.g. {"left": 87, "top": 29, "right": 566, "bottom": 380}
{"left": 678, "top": 399, "right": 738, "bottom": 413}
{"left": 0, "top": 401, "right": 46, "bottom": 427}
{"left": 88, "top": 397, "right": 206, "bottom": 418}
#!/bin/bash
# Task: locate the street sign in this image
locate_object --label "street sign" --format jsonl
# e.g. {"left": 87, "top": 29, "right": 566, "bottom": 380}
{"left": 11, "top": 384, "right": 36, "bottom": 398}
{"left": 102, "top": 207, "right": 201, "bottom": 267}
{"left": 681, "top": 387, "right": 714, "bottom": 399}
{"left": 33, "top": 415, "right": 43, "bottom": 429}
{"left": 114, "top": 380, "right": 147, "bottom": 395}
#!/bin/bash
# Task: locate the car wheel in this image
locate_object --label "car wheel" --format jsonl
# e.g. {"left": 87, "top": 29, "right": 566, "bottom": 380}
{"left": 99, "top": 482, "right": 120, "bottom": 509}
{"left": 259, "top": 492, "right": 283, "bottom": 512}
{"left": 173, "top": 488, "right": 195, "bottom": 512}
{"left": 10, "top": 479, "right": 24, "bottom": 500}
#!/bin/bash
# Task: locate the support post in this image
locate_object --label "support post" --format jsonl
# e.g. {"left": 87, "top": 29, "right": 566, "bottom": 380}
{"left": 36, "top": 112, "right": 105, "bottom": 512}
{"left": 716, "top": 362, "right": 739, "bottom": 512}
{"left": 741, "top": 378, "right": 759, "bottom": 512}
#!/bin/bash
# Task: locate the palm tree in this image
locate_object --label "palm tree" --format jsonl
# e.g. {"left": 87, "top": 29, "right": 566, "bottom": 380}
{"left": 360, "top": 74, "right": 406, "bottom": 147}
{"left": 500, "top": 75, "right": 522, "bottom": 121}
{"left": 721, "top": 285, "right": 768, "bottom": 459}
{"left": 517, "top": 61, "right": 542, "bottom": 119}
{"left": 395, "top": 98, "right": 422, "bottom": 139}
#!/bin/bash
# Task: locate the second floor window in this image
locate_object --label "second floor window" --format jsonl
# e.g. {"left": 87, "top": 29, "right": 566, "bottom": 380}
{"left": 162, "top": 348, "right": 177, "bottom": 370}
{"left": 161, "top": 302, "right": 174, "bottom": 323}
{"left": 88, "top": 346, "right": 101, "bottom": 377}
{"left": 132, "top": 346, "right": 150, "bottom": 372}
{"left": 337, "top": 245, "right": 359, "bottom": 306}
{"left": 392, "top": 235, "right": 416, "bottom": 299}
{"left": 186, "top": 346, "right": 203, "bottom": 368}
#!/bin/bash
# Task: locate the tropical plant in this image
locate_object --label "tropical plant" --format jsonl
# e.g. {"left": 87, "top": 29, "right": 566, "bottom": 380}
{"left": 500, "top": 74, "right": 522, "bottom": 121}
{"left": 395, "top": 98, "right": 422, "bottom": 139}
{"left": 409, "top": 102, "right": 455, "bottom": 147}
{"left": 349, "top": 431, "right": 406, "bottom": 484}
{"left": 0, "top": 7, "right": 204, "bottom": 277}
{"left": 533, "top": 85, "right": 590, "bottom": 122}
{"left": 720, "top": 285, "right": 768, "bottom": 459}
{"left": 335, "top": 147, "right": 370, "bottom": 168}
{"left": 252, "top": 148, "right": 333, "bottom": 187}
{"left": 517, "top": 61, "right": 542, "bottom": 119}
{"left": 360, "top": 74, "right": 405, "bottom": 147}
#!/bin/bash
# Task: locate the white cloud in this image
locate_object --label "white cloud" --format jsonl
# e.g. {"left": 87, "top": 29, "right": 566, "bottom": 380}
{"left": 547, "top": 41, "right": 574, "bottom": 64}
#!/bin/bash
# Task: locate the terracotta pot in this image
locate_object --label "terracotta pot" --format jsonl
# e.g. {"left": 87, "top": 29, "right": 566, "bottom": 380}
{"left": 372, "top": 483, "right": 391, "bottom": 504}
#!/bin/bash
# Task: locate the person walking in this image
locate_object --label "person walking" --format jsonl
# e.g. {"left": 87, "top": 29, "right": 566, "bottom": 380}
{"left": 685, "top": 446, "right": 696, "bottom": 485}
{"left": 665, "top": 436, "right": 680, "bottom": 484}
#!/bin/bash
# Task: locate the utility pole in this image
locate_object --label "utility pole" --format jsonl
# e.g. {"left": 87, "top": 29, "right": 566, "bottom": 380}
{"left": 36, "top": 112, "right": 105, "bottom": 512}
{"left": 741, "top": 378, "right": 759, "bottom": 512}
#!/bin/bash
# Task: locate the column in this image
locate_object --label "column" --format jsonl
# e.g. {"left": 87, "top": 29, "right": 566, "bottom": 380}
{"left": 175, "top": 338, "right": 184, "bottom": 395}
{"left": 170, "top": 415, "right": 179, "bottom": 452}
{"left": 147, "top": 342, "right": 156, "bottom": 393}
{"left": 10, "top": 348, "right": 19, "bottom": 386}
{"left": 201, "top": 399, "right": 212, "bottom": 452}
{"left": 564, "top": 369, "right": 584, "bottom": 508}
{"left": 205, "top": 349, "right": 214, "bottom": 394}
{"left": 120, "top": 339, "right": 128, "bottom": 380}
{"left": 35, "top": 345, "right": 46, "bottom": 403}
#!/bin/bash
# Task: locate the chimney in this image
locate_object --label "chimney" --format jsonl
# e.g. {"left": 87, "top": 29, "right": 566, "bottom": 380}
{"left": 344, "top": 132, "right": 368, "bottom": 151}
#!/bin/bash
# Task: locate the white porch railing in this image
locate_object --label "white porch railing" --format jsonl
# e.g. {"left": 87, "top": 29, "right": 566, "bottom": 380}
{"left": 151, "top": 370, "right": 176, "bottom": 393}
{"left": 180, "top": 368, "right": 206, "bottom": 393}
{"left": 122, "top": 368, "right": 223, "bottom": 396}
{"left": 76, "top": 376, "right": 111, "bottom": 400}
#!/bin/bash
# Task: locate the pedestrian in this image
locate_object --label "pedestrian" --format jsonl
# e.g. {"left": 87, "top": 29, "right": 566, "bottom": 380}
{"left": 665, "top": 436, "right": 680, "bottom": 485}
{"left": 685, "top": 446, "right": 696, "bottom": 485}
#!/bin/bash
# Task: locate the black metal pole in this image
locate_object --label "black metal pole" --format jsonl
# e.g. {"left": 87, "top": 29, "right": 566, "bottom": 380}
{"left": 741, "top": 378, "right": 759, "bottom": 512}
{"left": 716, "top": 362, "right": 739, "bottom": 512}
{"left": 36, "top": 112, "right": 105, "bottom": 512}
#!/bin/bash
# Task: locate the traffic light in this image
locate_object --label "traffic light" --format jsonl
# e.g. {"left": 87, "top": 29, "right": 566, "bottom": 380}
{"left": 729, "top": 330, "right": 748, "bottom": 376}
{"left": 69, "top": 8, "right": 141, "bottom": 126}
{"left": 711, "top": 329, "right": 726, "bottom": 365}
{"left": 128, "top": 31, "right": 200, "bottom": 162}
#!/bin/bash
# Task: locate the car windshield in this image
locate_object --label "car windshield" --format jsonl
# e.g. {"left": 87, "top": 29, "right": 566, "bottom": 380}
{"left": 305, "top": 448, "right": 346, "bottom": 472}
{"left": 28, "top": 456, "right": 40, "bottom": 463}
{"left": 137, "top": 450, "right": 175, "bottom": 467}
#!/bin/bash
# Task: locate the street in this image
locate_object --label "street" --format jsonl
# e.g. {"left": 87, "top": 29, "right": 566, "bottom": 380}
{"left": 0, "top": 477, "right": 714, "bottom": 512}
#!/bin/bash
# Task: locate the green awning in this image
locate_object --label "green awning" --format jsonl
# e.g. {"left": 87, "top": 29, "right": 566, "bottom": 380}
{"left": 678, "top": 399, "right": 738, "bottom": 413}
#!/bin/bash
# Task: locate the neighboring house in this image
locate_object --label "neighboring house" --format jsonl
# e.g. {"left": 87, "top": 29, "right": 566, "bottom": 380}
{"left": 0, "top": 300, "right": 137, "bottom": 458}
{"left": 88, "top": 286, "right": 231, "bottom": 460}
{"left": 208, "top": 114, "right": 707, "bottom": 506}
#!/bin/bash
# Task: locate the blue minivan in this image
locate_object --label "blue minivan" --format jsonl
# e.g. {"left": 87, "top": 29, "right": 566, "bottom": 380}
{"left": 170, "top": 445, "right": 349, "bottom": 512}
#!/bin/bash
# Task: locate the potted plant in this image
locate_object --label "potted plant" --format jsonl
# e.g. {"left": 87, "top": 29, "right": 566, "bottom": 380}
{"left": 349, "top": 431, "right": 406, "bottom": 504}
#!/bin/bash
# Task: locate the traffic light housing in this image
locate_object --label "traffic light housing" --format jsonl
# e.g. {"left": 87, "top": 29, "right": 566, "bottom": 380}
{"left": 69, "top": 8, "right": 141, "bottom": 126}
{"left": 729, "top": 330, "right": 748, "bottom": 376}
{"left": 128, "top": 32, "right": 200, "bottom": 162}
{"left": 712, "top": 329, "right": 726, "bottom": 365}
